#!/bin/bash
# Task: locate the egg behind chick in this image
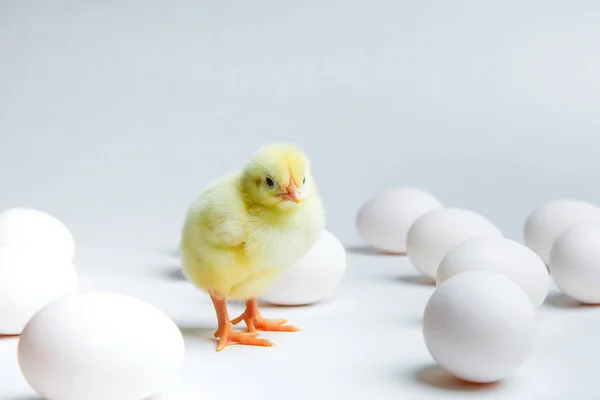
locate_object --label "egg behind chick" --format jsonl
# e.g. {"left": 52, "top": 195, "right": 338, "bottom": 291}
{"left": 259, "top": 229, "right": 347, "bottom": 306}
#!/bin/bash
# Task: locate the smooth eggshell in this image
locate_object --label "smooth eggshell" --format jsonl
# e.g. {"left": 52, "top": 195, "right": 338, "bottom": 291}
{"left": 549, "top": 222, "right": 600, "bottom": 304}
{"left": 437, "top": 237, "right": 549, "bottom": 307}
{"left": 524, "top": 199, "right": 600, "bottom": 265}
{"left": 407, "top": 208, "right": 503, "bottom": 279}
{"left": 0, "top": 208, "right": 75, "bottom": 261}
{"left": 18, "top": 291, "right": 185, "bottom": 400}
{"left": 0, "top": 244, "right": 78, "bottom": 334}
{"left": 423, "top": 271, "right": 537, "bottom": 383}
{"left": 259, "top": 229, "right": 346, "bottom": 305}
{"left": 356, "top": 187, "right": 442, "bottom": 253}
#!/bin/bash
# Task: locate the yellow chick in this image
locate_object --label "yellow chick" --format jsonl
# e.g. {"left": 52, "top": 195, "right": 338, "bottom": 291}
{"left": 180, "top": 143, "right": 325, "bottom": 351}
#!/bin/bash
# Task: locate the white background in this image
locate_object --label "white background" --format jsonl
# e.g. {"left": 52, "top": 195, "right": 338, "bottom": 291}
{"left": 1, "top": 1, "right": 600, "bottom": 399}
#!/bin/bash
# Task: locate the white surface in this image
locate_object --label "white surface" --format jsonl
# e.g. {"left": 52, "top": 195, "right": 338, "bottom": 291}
{"left": 0, "top": 244, "right": 78, "bottom": 335}
{"left": 0, "top": 208, "right": 75, "bottom": 262}
{"left": 437, "top": 237, "right": 549, "bottom": 307}
{"left": 549, "top": 222, "right": 600, "bottom": 304}
{"left": 423, "top": 271, "right": 537, "bottom": 383}
{"left": 356, "top": 187, "right": 443, "bottom": 254}
{"left": 259, "top": 229, "right": 347, "bottom": 306}
{"left": 18, "top": 291, "right": 185, "bottom": 400}
{"left": 2, "top": 1, "right": 600, "bottom": 399}
{"left": 523, "top": 199, "right": 600, "bottom": 265}
{"left": 0, "top": 251, "right": 599, "bottom": 399}
{"left": 406, "top": 208, "right": 503, "bottom": 279}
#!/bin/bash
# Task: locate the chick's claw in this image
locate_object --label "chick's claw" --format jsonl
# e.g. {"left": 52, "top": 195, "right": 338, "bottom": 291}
{"left": 232, "top": 314, "right": 297, "bottom": 333}
{"left": 231, "top": 314, "right": 290, "bottom": 331}
{"left": 231, "top": 299, "right": 299, "bottom": 333}
{"left": 254, "top": 318, "right": 299, "bottom": 332}
{"left": 216, "top": 329, "right": 273, "bottom": 352}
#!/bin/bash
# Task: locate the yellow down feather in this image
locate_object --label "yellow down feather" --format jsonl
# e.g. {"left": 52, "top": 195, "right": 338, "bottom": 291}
{"left": 179, "top": 143, "right": 325, "bottom": 300}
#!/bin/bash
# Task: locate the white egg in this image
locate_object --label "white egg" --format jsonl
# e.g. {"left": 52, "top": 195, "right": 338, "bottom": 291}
{"left": 437, "top": 237, "right": 549, "bottom": 307}
{"left": 18, "top": 291, "right": 185, "bottom": 400}
{"left": 406, "top": 208, "right": 503, "bottom": 279}
{"left": 549, "top": 222, "right": 600, "bottom": 304}
{"left": 259, "top": 229, "right": 346, "bottom": 305}
{"left": 423, "top": 271, "right": 537, "bottom": 383}
{"left": 524, "top": 199, "right": 600, "bottom": 265}
{"left": 0, "top": 244, "right": 78, "bottom": 335}
{"left": 0, "top": 208, "right": 75, "bottom": 261}
{"left": 356, "top": 187, "right": 442, "bottom": 254}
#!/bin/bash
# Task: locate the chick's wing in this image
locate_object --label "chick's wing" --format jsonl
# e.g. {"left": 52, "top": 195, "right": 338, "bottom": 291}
{"left": 195, "top": 178, "right": 248, "bottom": 250}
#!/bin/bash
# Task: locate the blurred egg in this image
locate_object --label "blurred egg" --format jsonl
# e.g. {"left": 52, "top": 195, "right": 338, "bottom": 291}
{"left": 0, "top": 208, "right": 75, "bottom": 261}
{"left": 406, "top": 208, "right": 502, "bottom": 279}
{"left": 259, "top": 229, "right": 346, "bottom": 305}
{"left": 423, "top": 271, "right": 537, "bottom": 383}
{"left": 0, "top": 244, "right": 77, "bottom": 334}
{"left": 437, "top": 237, "right": 549, "bottom": 307}
{"left": 524, "top": 199, "right": 600, "bottom": 265}
{"left": 549, "top": 222, "right": 600, "bottom": 304}
{"left": 356, "top": 187, "right": 442, "bottom": 254}
{"left": 18, "top": 291, "right": 185, "bottom": 400}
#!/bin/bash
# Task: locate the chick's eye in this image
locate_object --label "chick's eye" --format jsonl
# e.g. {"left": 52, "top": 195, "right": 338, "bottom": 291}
{"left": 302, "top": 177, "right": 306, "bottom": 185}
{"left": 265, "top": 177, "right": 275, "bottom": 188}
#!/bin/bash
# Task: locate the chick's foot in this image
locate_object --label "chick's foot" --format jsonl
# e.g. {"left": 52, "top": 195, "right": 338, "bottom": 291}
{"left": 210, "top": 294, "right": 273, "bottom": 352}
{"left": 231, "top": 298, "right": 299, "bottom": 333}
{"left": 213, "top": 327, "right": 258, "bottom": 338}
{"left": 216, "top": 325, "right": 273, "bottom": 352}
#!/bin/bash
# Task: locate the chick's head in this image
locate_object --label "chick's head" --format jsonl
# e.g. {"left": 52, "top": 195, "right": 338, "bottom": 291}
{"left": 241, "top": 143, "right": 315, "bottom": 212}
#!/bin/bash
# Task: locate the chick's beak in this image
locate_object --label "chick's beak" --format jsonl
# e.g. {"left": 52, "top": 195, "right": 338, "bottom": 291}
{"left": 280, "top": 181, "right": 301, "bottom": 203}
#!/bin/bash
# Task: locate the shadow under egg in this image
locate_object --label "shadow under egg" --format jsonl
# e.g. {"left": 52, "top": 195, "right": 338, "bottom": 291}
{"left": 345, "top": 245, "right": 406, "bottom": 256}
{"left": 414, "top": 364, "right": 502, "bottom": 392}
{"left": 11, "top": 397, "right": 43, "bottom": 400}
{"left": 543, "top": 293, "right": 600, "bottom": 309}
{"left": 396, "top": 274, "right": 436, "bottom": 287}
{"left": 165, "top": 268, "right": 187, "bottom": 281}
{"left": 257, "top": 298, "right": 328, "bottom": 309}
{"left": 176, "top": 324, "right": 217, "bottom": 342}
{"left": 0, "top": 334, "right": 20, "bottom": 339}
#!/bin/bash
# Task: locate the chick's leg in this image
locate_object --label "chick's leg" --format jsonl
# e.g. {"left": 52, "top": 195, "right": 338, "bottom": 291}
{"left": 231, "top": 298, "right": 299, "bottom": 333}
{"left": 210, "top": 294, "right": 273, "bottom": 351}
